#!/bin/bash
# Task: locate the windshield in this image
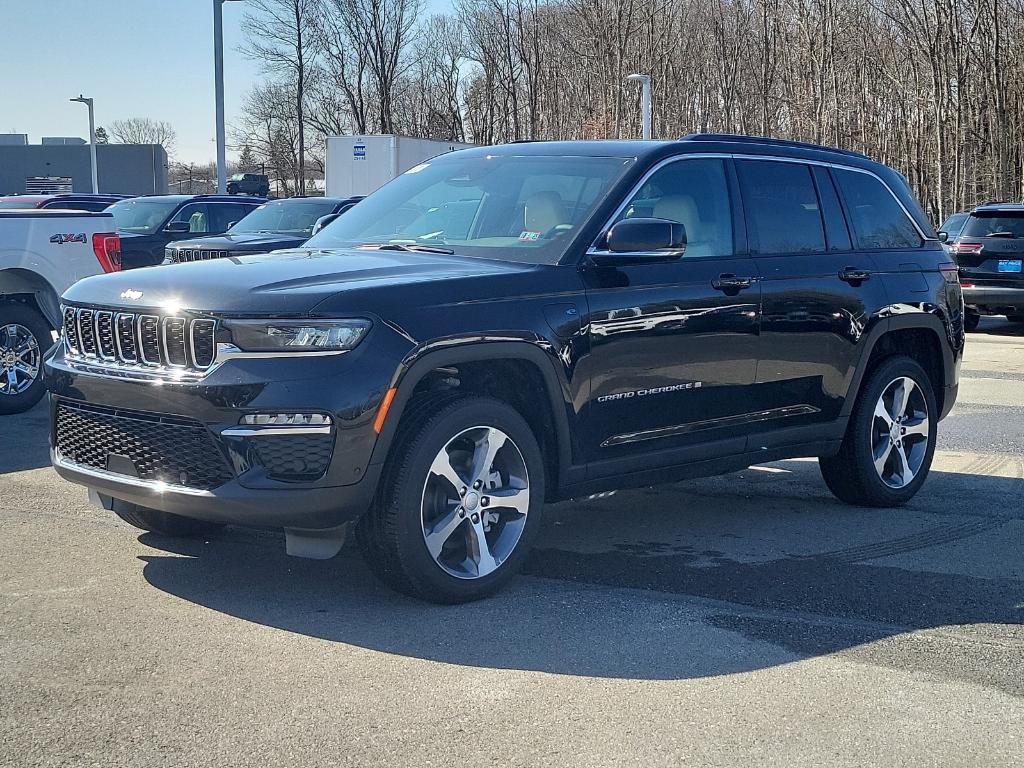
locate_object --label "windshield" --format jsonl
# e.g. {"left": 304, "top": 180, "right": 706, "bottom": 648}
{"left": 962, "top": 212, "right": 1024, "bottom": 239}
{"left": 107, "top": 198, "right": 180, "bottom": 233}
{"left": 303, "top": 153, "right": 633, "bottom": 264}
{"left": 230, "top": 199, "right": 339, "bottom": 236}
{"left": 229, "top": 174, "right": 245, "bottom": 182}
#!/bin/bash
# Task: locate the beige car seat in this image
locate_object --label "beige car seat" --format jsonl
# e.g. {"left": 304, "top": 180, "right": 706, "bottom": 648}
{"left": 524, "top": 191, "right": 568, "bottom": 234}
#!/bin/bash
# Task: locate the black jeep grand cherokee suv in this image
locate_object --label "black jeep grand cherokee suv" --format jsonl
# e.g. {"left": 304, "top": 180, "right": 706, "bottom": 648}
{"left": 46, "top": 134, "right": 964, "bottom": 603}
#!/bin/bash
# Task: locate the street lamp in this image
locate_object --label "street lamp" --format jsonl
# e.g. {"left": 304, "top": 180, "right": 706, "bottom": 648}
{"left": 626, "top": 74, "right": 651, "bottom": 141}
{"left": 214, "top": 0, "right": 245, "bottom": 194}
{"left": 69, "top": 95, "right": 99, "bottom": 193}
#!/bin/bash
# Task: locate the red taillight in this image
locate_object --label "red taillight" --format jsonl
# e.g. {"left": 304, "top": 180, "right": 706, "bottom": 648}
{"left": 91, "top": 232, "right": 121, "bottom": 273}
{"left": 960, "top": 281, "right": 974, "bottom": 288}
{"left": 950, "top": 241, "right": 983, "bottom": 256}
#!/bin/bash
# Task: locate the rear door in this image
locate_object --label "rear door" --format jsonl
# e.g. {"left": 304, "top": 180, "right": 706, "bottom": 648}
{"left": 738, "top": 158, "right": 892, "bottom": 447}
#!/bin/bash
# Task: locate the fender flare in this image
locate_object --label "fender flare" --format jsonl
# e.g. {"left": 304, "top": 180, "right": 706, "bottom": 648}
{"left": 370, "top": 341, "right": 575, "bottom": 488}
{"left": 0, "top": 268, "right": 62, "bottom": 328}
{"left": 840, "top": 310, "right": 957, "bottom": 419}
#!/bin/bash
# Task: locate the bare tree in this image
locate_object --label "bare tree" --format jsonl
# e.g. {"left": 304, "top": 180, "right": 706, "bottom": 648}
{"left": 109, "top": 117, "right": 177, "bottom": 155}
{"left": 241, "top": 0, "right": 321, "bottom": 192}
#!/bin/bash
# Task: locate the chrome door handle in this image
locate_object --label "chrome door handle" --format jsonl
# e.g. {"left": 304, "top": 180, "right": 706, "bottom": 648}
{"left": 712, "top": 274, "right": 756, "bottom": 292}
{"left": 839, "top": 267, "right": 872, "bottom": 284}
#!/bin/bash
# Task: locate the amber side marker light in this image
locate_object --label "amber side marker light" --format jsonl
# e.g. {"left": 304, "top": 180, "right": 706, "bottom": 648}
{"left": 374, "top": 388, "right": 398, "bottom": 433}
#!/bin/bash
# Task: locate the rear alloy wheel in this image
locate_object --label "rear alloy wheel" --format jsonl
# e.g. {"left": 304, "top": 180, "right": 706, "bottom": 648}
{"left": 357, "top": 396, "right": 544, "bottom": 603}
{"left": 0, "top": 304, "right": 50, "bottom": 415}
{"left": 820, "top": 356, "right": 937, "bottom": 507}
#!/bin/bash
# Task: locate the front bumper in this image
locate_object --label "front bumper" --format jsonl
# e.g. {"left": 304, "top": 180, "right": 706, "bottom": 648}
{"left": 52, "top": 450, "right": 380, "bottom": 529}
{"left": 961, "top": 284, "right": 1024, "bottom": 312}
{"left": 44, "top": 333, "right": 406, "bottom": 532}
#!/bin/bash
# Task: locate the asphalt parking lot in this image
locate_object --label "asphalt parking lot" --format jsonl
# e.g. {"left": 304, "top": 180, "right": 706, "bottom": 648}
{"left": 2, "top": 319, "right": 1022, "bottom": 767}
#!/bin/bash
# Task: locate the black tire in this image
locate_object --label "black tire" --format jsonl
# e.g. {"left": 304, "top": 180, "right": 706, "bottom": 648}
{"left": 0, "top": 302, "right": 51, "bottom": 415}
{"left": 357, "top": 395, "right": 545, "bottom": 603}
{"left": 226, "top": 185, "right": 238, "bottom": 195}
{"left": 963, "top": 310, "right": 981, "bottom": 332}
{"left": 820, "top": 356, "right": 938, "bottom": 507}
{"left": 113, "top": 504, "right": 225, "bottom": 538}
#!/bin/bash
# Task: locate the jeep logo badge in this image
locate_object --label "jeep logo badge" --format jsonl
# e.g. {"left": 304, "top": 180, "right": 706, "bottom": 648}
{"left": 120, "top": 289, "right": 143, "bottom": 301}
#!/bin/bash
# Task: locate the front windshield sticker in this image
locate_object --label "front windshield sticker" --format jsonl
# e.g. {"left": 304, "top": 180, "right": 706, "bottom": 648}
{"left": 518, "top": 231, "right": 541, "bottom": 241}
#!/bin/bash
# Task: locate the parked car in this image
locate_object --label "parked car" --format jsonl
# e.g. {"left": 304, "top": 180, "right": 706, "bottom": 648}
{"left": 937, "top": 211, "right": 969, "bottom": 240}
{"left": 226, "top": 173, "right": 270, "bottom": 197}
{"left": 47, "top": 134, "right": 963, "bottom": 602}
{"left": 944, "top": 203, "right": 1024, "bottom": 329}
{"left": 105, "top": 194, "right": 266, "bottom": 269}
{"left": 163, "top": 196, "right": 362, "bottom": 264}
{"left": 0, "top": 208, "right": 119, "bottom": 413}
{"left": 0, "top": 193, "right": 130, "bottom": 212}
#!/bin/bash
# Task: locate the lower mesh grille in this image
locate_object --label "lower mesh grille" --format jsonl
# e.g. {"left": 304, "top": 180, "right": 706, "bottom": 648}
{"left": 250, "top": 434, "right": 333, "bottom": 482}
{"left": 55, "top": 401, "right": 234, "bottom": 490}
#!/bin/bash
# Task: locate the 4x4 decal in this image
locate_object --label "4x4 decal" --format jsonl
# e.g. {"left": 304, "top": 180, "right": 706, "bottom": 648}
{"left": 49, "top": 233, "right": 87, "bottom": 245}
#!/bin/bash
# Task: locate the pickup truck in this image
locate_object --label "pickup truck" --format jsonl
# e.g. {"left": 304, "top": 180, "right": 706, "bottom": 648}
{"left": 0, "top": 209, "right": 120, "bottom": 413}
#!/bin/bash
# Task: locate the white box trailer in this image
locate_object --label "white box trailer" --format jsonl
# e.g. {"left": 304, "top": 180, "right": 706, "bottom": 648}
{"left": 325, "top": 135, "right": 473, "bottom": 198}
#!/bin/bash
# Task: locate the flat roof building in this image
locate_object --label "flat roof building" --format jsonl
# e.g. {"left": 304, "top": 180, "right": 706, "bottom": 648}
{"left": 0, "top": 141, "right": 168, "bottom": 195}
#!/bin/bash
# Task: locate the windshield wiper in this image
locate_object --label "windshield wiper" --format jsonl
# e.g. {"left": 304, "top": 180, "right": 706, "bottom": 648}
{"left": 358, "top": 242, "right": 456, "bottom": 255}
{"left": 986, "top": 231, "right": 1017, "bottom": 238}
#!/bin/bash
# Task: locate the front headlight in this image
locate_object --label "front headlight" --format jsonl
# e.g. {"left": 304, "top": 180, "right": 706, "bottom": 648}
{"left": 224, "top": 319, "right": 371, "bottom": 353}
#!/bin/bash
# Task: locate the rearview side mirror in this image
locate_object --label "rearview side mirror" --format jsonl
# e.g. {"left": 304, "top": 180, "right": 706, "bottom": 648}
{"left": 592, "top": 217, "right": 687, "bottom": 265}
{"left": 937, "top": 231, "right": 949, "bottom": 243}
{"left": 312, "top": 213, "right": 341, "bottom": 236}
{"left": 164, "top": 221, "right": 190, "bottom": 234}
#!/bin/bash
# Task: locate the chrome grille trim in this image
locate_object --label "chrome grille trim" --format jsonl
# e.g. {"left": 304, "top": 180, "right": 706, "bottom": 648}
{"left": 95, "top": 311, "right": 116, "bottom": 360}
{"left": 115, "top": 313, "right": 137, "bottom": 363}
{"left": 60, "top": 306, "right": 218, "bottom": 377}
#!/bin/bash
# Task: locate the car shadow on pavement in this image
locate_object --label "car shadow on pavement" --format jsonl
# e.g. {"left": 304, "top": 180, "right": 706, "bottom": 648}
{"left": 0, "top": 400, "right": 51, "bottom": 473}
{"left": 135, "top": 463, "right": 1024, "bottom": 683}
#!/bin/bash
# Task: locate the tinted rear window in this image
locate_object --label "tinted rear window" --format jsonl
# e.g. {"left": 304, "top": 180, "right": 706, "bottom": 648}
{"left": 833, "top": 169, "right": 921, "bottom": 249}
{"left": 737, "top": 160, "right": 825, "bottom": 254}
{"left": 961, "top": 212, "right": 1024, "bottom": 239}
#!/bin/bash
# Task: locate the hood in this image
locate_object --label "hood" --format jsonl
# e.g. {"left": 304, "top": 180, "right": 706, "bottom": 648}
{"left": 62, "top": 247, "right": 532, "bottom": 315}
{"left": 166, "top": 232, "right": 309, "bottom": 252}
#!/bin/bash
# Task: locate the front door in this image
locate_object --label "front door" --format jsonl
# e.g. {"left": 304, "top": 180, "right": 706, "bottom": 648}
{"left": 578, "top": 156, "right": 762, "bottom": 476}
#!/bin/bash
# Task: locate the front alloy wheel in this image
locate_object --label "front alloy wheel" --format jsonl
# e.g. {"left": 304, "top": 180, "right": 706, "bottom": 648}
{"left": 0, "top": 303, "right": 50, "bottom": 415}
{"left": 0, "top": 323, "right": 40, "bottom": 397}
{"left": 357, "top": 395, "right": 544, "bottom": 603}
{"left": 421, "top": 426, "right": 530, "bottom": 579}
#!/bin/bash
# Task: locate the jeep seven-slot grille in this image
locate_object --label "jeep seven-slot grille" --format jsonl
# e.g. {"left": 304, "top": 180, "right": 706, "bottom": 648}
{"left": 55, "top": 401, "right": 234, "bottom": 490}
{"left": 167, "top": 248, "right": 233, "bottom": 263}
{"left": 62, "top": 306, "right": 217, "bottom": 372}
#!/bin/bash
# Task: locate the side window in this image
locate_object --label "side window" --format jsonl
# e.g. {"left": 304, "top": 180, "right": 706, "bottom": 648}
{"left": 736, "top": 160, "right": 825, "bottom": 254}
{"left": 614, "top": 157, "right": 734, "bottom": 257}
{"left": 209, "top": 203, "right": 255, "bottom": 232}
{"left": 169, "top": 203, "right": 211, "bottom": 233}
{"left": 833, "top": 168, "right": 922, "bottom": 249}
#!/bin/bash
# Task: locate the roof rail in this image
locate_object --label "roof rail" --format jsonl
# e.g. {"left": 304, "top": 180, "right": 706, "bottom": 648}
{"left": 679, "top": 133, "right": 869, "bottom": 159}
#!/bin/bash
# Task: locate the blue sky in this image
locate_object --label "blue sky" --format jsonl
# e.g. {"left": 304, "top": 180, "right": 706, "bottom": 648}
{"left": 1, "top": 0, "right": 453, "bottom": 164}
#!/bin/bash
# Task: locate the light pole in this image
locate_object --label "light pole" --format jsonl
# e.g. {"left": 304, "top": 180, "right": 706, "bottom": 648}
{"left": 69, "top": 95, "right": 99, "bottom": 193}
{"left": 626, "top": 74, "right": 651, "bottom": 140}
{"left": 214, "top": 0, "right": 244, "bottom": 194}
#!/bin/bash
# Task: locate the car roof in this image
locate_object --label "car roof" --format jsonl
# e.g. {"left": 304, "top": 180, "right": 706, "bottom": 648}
{"left": 123, "top": 194, "right": 267, "bottom": 203}
{"left": 448, "top": 133, "right": 873, "bottom": 165}
{"left": 0, "top": 194, "right": 51, "bottom": 203}
{"left": 972, "top": 203, "right": 1024, "bottom": 213}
